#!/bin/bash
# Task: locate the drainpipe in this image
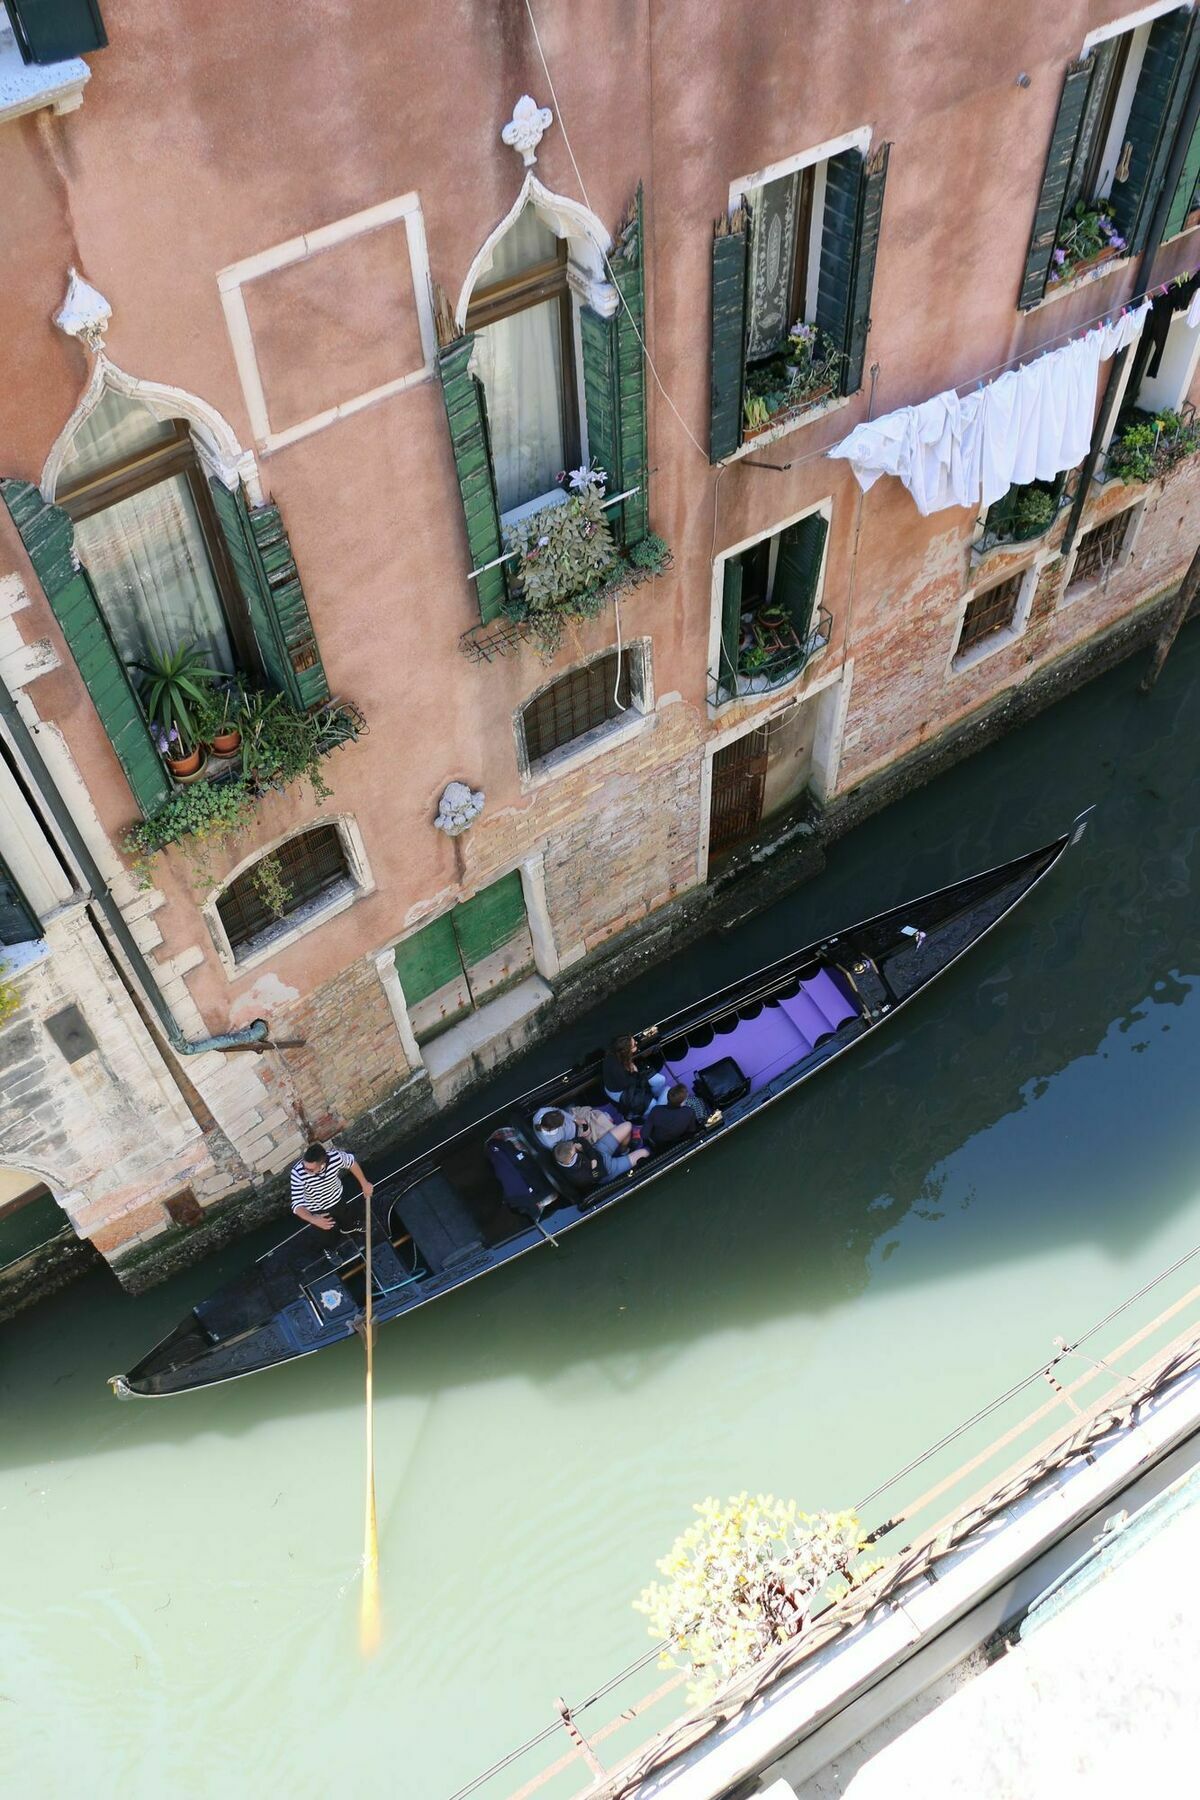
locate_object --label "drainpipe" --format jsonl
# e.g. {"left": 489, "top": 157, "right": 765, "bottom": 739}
{"left": 0, "top": 678, "right": 268, "bottom": 1056}
{"left": 1061, "top": 51, "right": 1200, "bottom": 560}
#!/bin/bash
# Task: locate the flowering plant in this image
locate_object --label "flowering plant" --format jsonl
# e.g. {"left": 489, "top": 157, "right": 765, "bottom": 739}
{"left": 152, "top": 723, "right": 182, "bottom": 758}
{"left": 504, "top": 468, "right": 619, "bottom": 654}
{"left": 1049, "top": 200, "right": 1127, "bottom": 285}
{"left": 743, "top": 322, "right": 844, "bottom": 432}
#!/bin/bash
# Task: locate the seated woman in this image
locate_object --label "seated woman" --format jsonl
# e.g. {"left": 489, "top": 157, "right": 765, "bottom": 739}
{"left": 554, "top": 1136, "right": 648, "bottom": 1198}
{"left": 533, "top": 1104, "right": 637, "bottom": 1181}
{"left": 602, "top": 1034, "right": 669, "bottom": 1119}
{"left": 641, "top": 1084, "right": 704, "bottom": 1151}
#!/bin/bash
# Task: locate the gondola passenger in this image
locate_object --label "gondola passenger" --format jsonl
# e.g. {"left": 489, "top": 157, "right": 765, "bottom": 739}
{"left": 602, "top": 1034, "right": 669, "bottom": 1118}
{"left": 554, "top": 1136, "right": 648, "bottom": 1198}
{"left": 641, "top": 1084, "right": 704, "bottom": 1151}
{"left": 535, "top": 1105, "right": 640, "bottom": 1180}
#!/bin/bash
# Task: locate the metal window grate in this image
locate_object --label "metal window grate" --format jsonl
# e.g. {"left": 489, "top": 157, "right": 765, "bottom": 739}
{"left": 957, "top": 571, "right": 1024, "bottom": 655}
{"left": 217, "top": 824, "right": 349, "bottom": 951}
{"left": 522, "top": 652, "right": 631, "bottom": 765}
{"left": 1070, "top": 513, "right": 1128, "bottom": 588}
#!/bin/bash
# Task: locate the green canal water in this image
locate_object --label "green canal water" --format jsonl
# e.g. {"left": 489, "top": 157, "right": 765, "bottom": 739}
{"left": 3, "top": 627, "right": 1200, "bottom": 1799}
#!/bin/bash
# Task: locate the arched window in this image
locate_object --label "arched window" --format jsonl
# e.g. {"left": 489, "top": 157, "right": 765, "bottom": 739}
{"left": 216, "top": 824, "right": 352, "bottom": 959}
{"left": 466, "top": 206, "right": 581, "bottom": 518}
{"left": 56, "top": 388, "right": 253, "bottom": 681}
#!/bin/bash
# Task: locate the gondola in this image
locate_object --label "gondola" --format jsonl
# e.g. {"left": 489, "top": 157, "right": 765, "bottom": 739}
{"left": 111, "top": 815, "right": 1091, "bottom": 1398}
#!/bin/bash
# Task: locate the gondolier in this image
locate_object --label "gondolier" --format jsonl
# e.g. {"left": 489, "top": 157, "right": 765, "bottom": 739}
{"left": 290, "top": 1142, "right": 374, "bottom": 1231}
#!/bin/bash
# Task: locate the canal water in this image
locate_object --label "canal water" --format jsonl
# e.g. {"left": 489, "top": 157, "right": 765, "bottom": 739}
{"left": 3, "top": 626, "right": 1199, "bottom": 1800}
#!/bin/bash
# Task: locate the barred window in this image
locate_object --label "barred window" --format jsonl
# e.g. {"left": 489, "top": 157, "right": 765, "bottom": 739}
{"left": 957, "top": 572, "right": 1025, "bottom": 656}
{"left": 217, "top": 825, "right": 350, "bottom": 954}
{"left": 1070, "top": 513, "right": 1129, "bottom": 589}
{"left": 521, "top": 652, "right": 631, "bottom": 765}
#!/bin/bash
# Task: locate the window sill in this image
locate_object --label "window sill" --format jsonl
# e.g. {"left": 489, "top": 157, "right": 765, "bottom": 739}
{"left": 951, "top": 624, "right": 1024, "bottom": 674}
{"left": 0, "top": 36, "right": 90, "bottom": 125}
{"left": 221, "top": 876, "right": 364, "bottom": 976}
{"left": 521, "top": 705, "right": 650, "bottom": 788}
{"left": 721, "top": 392, "right": 852, "bottom": 464}
{"left": 1025, "top": 253, "right": 1131, "bottom": 313}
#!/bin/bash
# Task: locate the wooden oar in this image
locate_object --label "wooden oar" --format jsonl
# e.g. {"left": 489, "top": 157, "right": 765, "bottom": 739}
{"left": 359, "top": 1191, "right": 381, "bottom": 1656}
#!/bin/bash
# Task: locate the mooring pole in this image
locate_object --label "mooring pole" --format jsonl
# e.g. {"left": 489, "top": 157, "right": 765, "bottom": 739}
{"left": 554, "top": 1696, "right": 606, "bottom": 1781}
{"left": 1140, "top": 541, "right": 1200, "bottom": 692}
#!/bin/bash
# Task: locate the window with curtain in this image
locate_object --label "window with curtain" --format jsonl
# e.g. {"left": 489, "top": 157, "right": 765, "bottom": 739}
{"left": 466, "top": 207, "right": 580, "bottom": 518}
{"left": 56, "top": 389, "right": 251, "bottom": 681}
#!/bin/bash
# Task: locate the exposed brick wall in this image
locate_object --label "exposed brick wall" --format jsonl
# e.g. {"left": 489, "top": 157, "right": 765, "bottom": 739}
{"left": 271, "top": 953, "right": 415, "bottom": 1139}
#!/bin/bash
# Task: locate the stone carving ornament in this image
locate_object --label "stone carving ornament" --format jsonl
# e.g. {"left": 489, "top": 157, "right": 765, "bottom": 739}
{"left": 502, "top": 94, "right": 553, "bottom": 167}
{"left": 434, "top": 781, "right": 485, "bottom": 836}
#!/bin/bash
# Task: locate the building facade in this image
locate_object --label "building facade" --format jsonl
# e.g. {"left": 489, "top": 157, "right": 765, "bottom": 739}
{"left": 2, "top": 0, "right": 1199, "bottom": 1307}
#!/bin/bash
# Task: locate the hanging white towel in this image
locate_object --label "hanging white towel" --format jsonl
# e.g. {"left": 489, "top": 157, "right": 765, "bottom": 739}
{"left": 828, "top": 298, "right": 1154, "bottom": 515}
{"left": 1186, "top": 289, "right": 1200, "bottom": 330}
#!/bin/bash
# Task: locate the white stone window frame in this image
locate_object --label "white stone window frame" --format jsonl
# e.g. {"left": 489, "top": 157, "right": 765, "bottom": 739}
{"left": 457, "top": 172, "right": 618, "bottom": 524}
{"left": 374, "top": 852, "right": 560, "bottom": 1074}
{"left": 0, "top": 6, "right": 89, "bottom": 127}
{"left": 218, "top": 192, "right": 438, "bottom": 458}
{"left": 516, "top": 637, "right": 655, "bottom": 787}
{"left": 1059, "top": 497, "right": 1146, "bottom": 605}
{"left": 204, "top": 814, "right": 375, "bottom": 978}
{"left": 949, "top": 560, "right": 1041, "bottom": 675}
{"left": 706, "top": 497, "right": 833, "bottom": 720}
{"left": 719, "top": 126, "right": 873, "bottom": 464}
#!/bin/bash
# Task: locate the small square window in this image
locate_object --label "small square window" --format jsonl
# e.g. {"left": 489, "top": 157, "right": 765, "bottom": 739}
{"left": 957, "top": 572, "right": 1025, "bottom": 656}
{"left": 1069, "top": 513, "right": 1130, "bottom": 589}
{"left": 521, "top": 652, "right": 632, "bottom": 766}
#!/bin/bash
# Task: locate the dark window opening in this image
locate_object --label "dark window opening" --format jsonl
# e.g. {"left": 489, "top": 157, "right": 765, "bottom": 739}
{"left": 217, "top": 825, "right": 350, "bottom": 954}
{"left": 982, "top": 475, "right": 1066, "bottom": 548}
{"left": 522, "top": 652, "right": 632, "bottom": 765}
{"left": 1070, "top": 514, "right": 1130, "bottom": 588}
{"left": 957, "top": 572, "right": 1025, "bottom": 655}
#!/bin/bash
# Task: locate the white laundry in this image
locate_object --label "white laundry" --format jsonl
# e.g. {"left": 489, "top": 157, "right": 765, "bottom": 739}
{"left": 829, "top": 300, "right": 1152, "bottom": 516}
{"left": 1186, "top": 288, "right": 1200, "bottom": 329}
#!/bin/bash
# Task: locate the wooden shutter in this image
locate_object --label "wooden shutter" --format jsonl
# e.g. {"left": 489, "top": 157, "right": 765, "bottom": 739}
{"left": 452, "top": 871, "right": 527, "bottom": 968}
{"left": 393, "top": 914, "right": 462, "bottom": 1007}
{"left": 437, "top": 335, "right": 508, "bottom": 623}
{"left": 815, "top": 145, "right": 890, "bottom": 397}
{"left": 719, "top": 557, "right": 744, "bottom": 694}
{"left": 1018, "top": 59, "right": 1097, "bottom": 309}
{"left": 1164, "top": 115, "right": 1200, "bottom": 237}
{"left": 7, "top": 0, "right": 107, "bottom": 65}
{"left": 580, "top": 187, "right": 649, "bottom": 547}
{"left": 0, "top": 480, "right": 169, "bottom": 818}
{"left": 773, "top": 513, "right": 828, "bottom": 635}
{"left": 1111, "top": 8, "right": 1200, "bottom": 256}
{"left": 710, "top": 209, "right": 749, "bottom": 463}
{"left": 0, "top": 854, "right": 39, "bottom": 948}
{"left": 208, "top": 479, "right": 330, "bottom": 710}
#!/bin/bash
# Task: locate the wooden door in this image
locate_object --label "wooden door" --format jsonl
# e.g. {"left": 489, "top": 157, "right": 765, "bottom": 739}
{"left": 709, "top": 726, "right": 770, "bottom": 858}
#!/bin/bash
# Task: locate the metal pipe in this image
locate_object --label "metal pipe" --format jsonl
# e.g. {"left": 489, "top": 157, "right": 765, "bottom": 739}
{"left": 1061, "top": 48, "right": 1200, "bottom": 559}
{"left": 0, "top": 677, "right": 268, "bottom": 1056}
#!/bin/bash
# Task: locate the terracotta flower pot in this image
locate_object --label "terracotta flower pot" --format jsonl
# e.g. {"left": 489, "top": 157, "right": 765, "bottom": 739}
{"left": 209, "top": 729, "right": 242, "bottom": 755}
{"left": 167, "top": 747, "right": 207, "bottom": 781}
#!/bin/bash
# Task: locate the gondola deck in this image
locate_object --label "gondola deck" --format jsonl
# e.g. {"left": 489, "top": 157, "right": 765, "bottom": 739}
{"left": 111, "top": 817, "right": 1090, "bottom": 1398}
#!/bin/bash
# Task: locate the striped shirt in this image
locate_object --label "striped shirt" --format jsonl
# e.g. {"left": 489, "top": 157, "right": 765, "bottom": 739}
{"left": 289, "top": 1147, "right": 355, "bottom": 1215}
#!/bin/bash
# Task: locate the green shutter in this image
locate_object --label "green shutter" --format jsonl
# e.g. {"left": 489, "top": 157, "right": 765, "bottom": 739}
{"left": 719, "top": 556, "right": 744, "bottom": 694}
{"left": 710, "top": 210, "right": 749, "bottom": 463}
{"left": 773, "top": 513, "right": 828, "bottom": 636}
{"left": 208, "top": 479, "right": 329, "bottom": 709}
{"left": 814, "top": 145, "right": 890, "bottom": 396}
{"left": 579, "top": 186, "right": 648, "bottom": 545}
{"left": 393, "top": 914, "right": 462, "bottom": 1007}
{"left": 1112, "top": 8, "right": 1200, "bottom": 256}
{"left": 1018, "top": 59, "right": 1097, "bottom": 309}
{"left": 1164, "top": 116, "right": 1200, "bottom": 237}
{"left": 0, "top": 854, "right": 39, "bottom": 948}
{"left": 7, "top": 0, "right": 107, "bottom": 65}
{"left": 437, "top": 335, "right": 509, "bottom": 623}
{"left": 452, "top": 871, "right": 527, "bottom": 968}
{"left": 1, "top": 480, "right": 169, "bottom": 818}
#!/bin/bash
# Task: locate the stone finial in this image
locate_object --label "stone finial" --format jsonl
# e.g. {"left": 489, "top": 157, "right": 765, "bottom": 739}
{"left": 434, "top": 781, "right": 485, "bottom": 836}
{"left": 502, "top": 95, "right": 553, "bottom": 167}
{"left": 55, "top": 268, "right": 111, "bottom": 353}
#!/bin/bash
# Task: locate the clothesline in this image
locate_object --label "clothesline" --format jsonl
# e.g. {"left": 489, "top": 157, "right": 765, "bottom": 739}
{"left": 825, "top": 274, "right": 1200, "bottom": 517}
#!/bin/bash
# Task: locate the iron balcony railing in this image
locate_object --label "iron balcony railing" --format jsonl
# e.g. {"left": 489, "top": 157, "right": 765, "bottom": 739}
{"left": 708, "top": 603, "right": 832, "bottom": 709}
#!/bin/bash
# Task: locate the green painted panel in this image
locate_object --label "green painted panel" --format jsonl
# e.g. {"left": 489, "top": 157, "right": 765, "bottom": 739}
{"left": 842, "top": 144, "right": 889, "bottom": 396}
{"left": 719, "top": 557, "right": 744, "bottom": 693}
{"left": 710, "top": 221, "right": 749, "bottom": 462}
{"left": 437, "top": 337, "right": 508, "bottom": 623}
{"left": 1112, "top": 8, "right": 1200, "bottom": 256}
{"left": 1018, "top": 59, "right": 1096, "bottom": 309}
{"left": 452, "top": 871, "right": 527, "bottom": 968}
{"left": 0, "top": 853, "right": 38, "bottom": 946}
{"left": 247, "top": 502, "right": 330, "bottom": 707}
{"left": 774, "top": 513, "right": 828, "bottom": 636}
{"left": 1, "top": 480, "right": 169, "bottom": 818}
{"left": 1164, "top": 115, "right": 1200, "bottom": 237}
{"left": 7, "top": 0, "right": 106, "bottom": 66}
{"left": 394, "top": 913, "right": 462, "bottom": 1007}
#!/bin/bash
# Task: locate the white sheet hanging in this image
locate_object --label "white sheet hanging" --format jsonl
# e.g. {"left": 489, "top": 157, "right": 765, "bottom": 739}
{"left": 828, "top": 300, "right": 1152, "bottom": 516}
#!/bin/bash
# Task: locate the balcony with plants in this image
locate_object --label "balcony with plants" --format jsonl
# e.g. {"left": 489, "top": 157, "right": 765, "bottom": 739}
{"left": 972, "top": 475, "right": 1069, "bottom": 562}
{"left": 123, "top": 643, "right": 364, "bottom": 905}
{"left": 1045, "top": 200, "right": 1128, "bottom": 290}
{"left": 742, "top": 323, "right": 845, "bottom": 440}
{"left": 1103, "top": 406, "right": 1200, "bottom": 485}
{"left": 711, "top": 600, "right": 832, "bottom": 707}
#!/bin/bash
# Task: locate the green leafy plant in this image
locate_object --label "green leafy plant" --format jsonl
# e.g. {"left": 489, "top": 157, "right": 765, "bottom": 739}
{"left": 249, "top": 852, "right": 291, "bottom": 919}
{"left": 134, "top": 641, "right": 219, "bottom": 753}
{"left": 192, "top": 677, "right": 243, "bottom": 742}
{"left": 1009, "top": 484, "right": 1058, "bottom": 537}
{"left": 635, "top": 1494, "right": 883, "bottom": 1704}
{"left": 1107, "top": 408, "right": 1200, "bottom": 484}
{"left": 744, "top": 323, "right": 845, "bottom": 431}
{"left": 1048, "top": 200, "right": 1126, "bottom": 285}
{"left": 124, "top": 774, "right": 259, "bottom": 891}
{"left": 0, "top": 958, "right": 20, "bottom": 1026}
{"left": 628, "top": 532, "right": 671, "bottom": 572}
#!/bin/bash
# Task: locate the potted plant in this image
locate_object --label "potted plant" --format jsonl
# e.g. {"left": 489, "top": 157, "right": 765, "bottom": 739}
{"left": 137, "top": 641, "right": 218, "bottom": 778}
{"left": 1048, "top": 201, "right": 1126, "bottom": 286}
{"left": 195, "top": 678, "right": 243, "bottom": 756}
